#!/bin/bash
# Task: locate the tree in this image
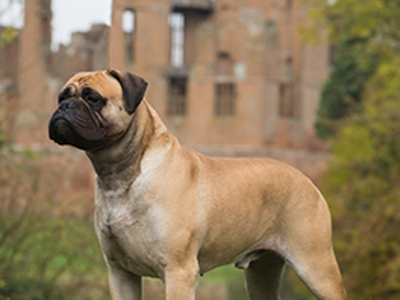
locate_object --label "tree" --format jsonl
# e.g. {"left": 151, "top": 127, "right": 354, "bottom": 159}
{"left": 315, "top": 37, "right": 378, "bottom": 138}
{"left": 320, "top": 61, "right": 400, "bottom": 298}
{"left": 301, "top": 0, "right": 400, "bottom": 298}
{"left": 302, "top": 0, "right": 400, "bottom": 138}
{"left": 0, "top": 147, "right": 109, "bottom": 300}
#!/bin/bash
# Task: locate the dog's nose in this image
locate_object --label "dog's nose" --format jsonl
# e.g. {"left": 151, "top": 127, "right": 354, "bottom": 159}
{"left": 58, "top": 99, "right": 77, "bottom": 112}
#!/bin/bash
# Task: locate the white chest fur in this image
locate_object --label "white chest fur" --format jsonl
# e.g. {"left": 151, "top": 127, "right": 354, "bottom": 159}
{"left": 94, "top": 178, "right": 166, "bottom": 278}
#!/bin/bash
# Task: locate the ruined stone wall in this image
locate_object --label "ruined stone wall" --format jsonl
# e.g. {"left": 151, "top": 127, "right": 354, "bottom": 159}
{"left": 261, "top": 0, "right": 330, "bottom": 147}
{"left": 13, "top": 0, "right": 52, "bottom": 145}
{"left": 109, "top": 0, "right": 171, "bottom": 119}
{"left": 107, "top": 0, "right": 329, "bottom": 149}
{"left": 53, "top": 24, "right": 109, "bottom": 81}
{"left": 2, "top": 0, "right": 329, "bottom": 153}
{"left": 2, "top": 0, "right": 111, "bottom": 146}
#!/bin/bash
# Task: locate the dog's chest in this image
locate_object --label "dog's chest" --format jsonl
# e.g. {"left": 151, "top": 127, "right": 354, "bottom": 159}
{"left": 94, "top": 194, "right": 166, "bottom": 278}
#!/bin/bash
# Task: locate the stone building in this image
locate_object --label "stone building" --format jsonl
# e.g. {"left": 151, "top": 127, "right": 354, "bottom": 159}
{"left": 53, "top": 24, "right": 110, "bottom": 80}
{"left": 109, "top": 0, "right": 330, "bottom": 150}
{"left": 1, "top": 0, "right": 330, "bottom": 151}
{"left": 1, "top": 0, "right": 53, "bottom": 144}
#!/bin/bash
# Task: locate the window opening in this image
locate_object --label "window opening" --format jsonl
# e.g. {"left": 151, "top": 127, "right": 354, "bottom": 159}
{"left": 266, "top": 20, "right": 279, "bottom": 47}
{"left": 123, "top": 9, "right": 135, "bottom": 65}
{"left": 167, "top": 77, "right": 187, "bottom": 116}
{"left": 215, "top": 82, "right": 236, "bottom": 116}
{"left": 169, "top": 13, "right": 185, "bottom": 67}
{"left": 279, "top": 83, "right": 298, "bottom": 118}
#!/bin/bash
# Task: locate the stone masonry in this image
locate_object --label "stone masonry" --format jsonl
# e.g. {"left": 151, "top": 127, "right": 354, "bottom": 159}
{"left": 1, "top": 0, "right": 330, "bottom": 153}
{"left": 109, "top": 0, "right": 330, "bottom": 149}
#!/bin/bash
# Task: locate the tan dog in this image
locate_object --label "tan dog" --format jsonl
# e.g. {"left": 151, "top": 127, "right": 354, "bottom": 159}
{"left": 48, "top": 70, "right": 347, "bottom": 300}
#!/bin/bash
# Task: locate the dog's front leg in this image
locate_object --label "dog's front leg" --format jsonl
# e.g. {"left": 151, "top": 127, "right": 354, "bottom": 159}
{"left": 107, "top": 263, "right": 142, "bottom": 300}
{"left": 164, "top": 261, "right": 200, "bottom": 300}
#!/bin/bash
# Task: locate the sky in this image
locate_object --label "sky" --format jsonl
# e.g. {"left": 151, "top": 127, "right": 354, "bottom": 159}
{"left": 52, "top": 0, "right": 112, "bottom": 49}
{"left": 0, "top": 0, "right": 112, "bottom": 50}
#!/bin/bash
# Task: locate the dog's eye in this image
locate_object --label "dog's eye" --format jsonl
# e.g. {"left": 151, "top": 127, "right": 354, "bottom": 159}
{"left": 86, "top": 95, "right": 100, "bottom": 104}
{"left": 81, "top": 88, "right": 105, "bottom": 106}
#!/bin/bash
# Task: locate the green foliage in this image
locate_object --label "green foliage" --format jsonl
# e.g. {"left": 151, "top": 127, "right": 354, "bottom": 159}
{"left": 0, "top": 149, "right": 109, "bottom": 300}
{"left": 199, "top": 266, "right": 248, "bottom": 300}
{"left": 0, "top": 216, "right": 108, "bottom": 300}
{"left": 301, "top": 0, "right": 400, "bottom": 47}
{"left": 0, "top": 276, "right": 65, "bottom": 300}
{"left": 316, "top": 37, "right": 378, "bottom": 138}
{"left": 0, "top": 26, "right": 18, "bottom": 49}
{"left": 301, "top": 0, "right": 400, "bottom": 138}
{"left": 319, "top": 61, "right": 400, "bottom": 299}
{"left": 300, "top": 0, "right": 400, "bottom": 298}
{"left": 0, "top": 0, "right": 21, "bottom": 49}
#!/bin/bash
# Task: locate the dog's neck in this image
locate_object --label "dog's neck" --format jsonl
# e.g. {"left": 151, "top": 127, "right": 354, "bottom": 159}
{"left": 86, "top": 100, "right": 171, "bottom": 192}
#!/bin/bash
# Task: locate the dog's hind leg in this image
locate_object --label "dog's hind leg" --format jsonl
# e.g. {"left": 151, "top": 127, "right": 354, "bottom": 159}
{"left": 281, "top": 197, "right": 347, "bottom": 300}
{"left": 244, "top": 250, "right": 286, "bottom": 300}
{"left": 285, "top": 243, "right": 347, "bottom": 300}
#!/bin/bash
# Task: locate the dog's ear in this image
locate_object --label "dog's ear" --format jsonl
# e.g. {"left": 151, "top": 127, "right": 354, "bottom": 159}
{"left": 107, "top": 69, "right": 148, "bottom": 114}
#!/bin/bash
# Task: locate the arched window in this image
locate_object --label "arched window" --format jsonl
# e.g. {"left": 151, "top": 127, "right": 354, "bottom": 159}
{"left": 169, "top": 12, "right": 185, "bottom": 67}
{"left": 123, "top": 9, "right": 135, "bottom": 65}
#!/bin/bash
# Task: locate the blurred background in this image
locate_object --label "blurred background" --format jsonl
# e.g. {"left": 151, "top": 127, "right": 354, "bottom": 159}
{"left": 0, "top": 0, "right": 399, "bottom": 299}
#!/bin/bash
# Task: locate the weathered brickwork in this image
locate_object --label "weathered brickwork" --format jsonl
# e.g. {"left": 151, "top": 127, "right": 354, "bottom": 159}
{"left": 3, "top": 0, "right": 329, "bottom": 152}
{"left": 109, "top": 0, "right": 330, "bottom": 149}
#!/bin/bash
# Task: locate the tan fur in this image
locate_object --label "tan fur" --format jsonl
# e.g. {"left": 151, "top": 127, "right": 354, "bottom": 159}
{"left": 56, "top": 71, "right": 347, "bottom": 300}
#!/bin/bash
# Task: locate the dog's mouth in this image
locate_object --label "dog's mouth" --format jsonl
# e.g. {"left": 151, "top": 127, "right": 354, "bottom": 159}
{"left": 49, "top": 113, "right": 87, "bottom": 149}
{"left": 48, "top": 110, "right": 107, "bottom": 151}
{"left": 49, "top": 114, "right": 73, "bottom": 144}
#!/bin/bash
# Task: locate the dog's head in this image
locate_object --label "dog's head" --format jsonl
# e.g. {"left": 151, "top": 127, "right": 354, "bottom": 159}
{"left": 48, "top": 70, "right": 148, "bottom": 151}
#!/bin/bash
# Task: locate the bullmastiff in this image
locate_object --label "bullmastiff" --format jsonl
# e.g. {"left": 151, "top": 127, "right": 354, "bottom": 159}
{"left": 48, "top": 70, "right": 347, "bottom": 300}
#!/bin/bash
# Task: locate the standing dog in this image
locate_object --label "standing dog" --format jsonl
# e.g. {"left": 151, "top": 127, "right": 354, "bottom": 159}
{"left": 48, "top": 70, "right": 347, "bottom": 300}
